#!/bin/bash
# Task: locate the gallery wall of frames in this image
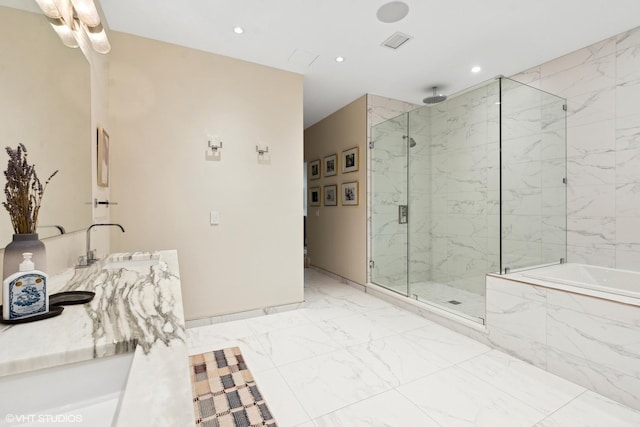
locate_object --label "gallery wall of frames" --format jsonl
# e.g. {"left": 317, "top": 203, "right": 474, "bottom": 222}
{"left": 308, "top": 146, "right": 359, "bottom": 208}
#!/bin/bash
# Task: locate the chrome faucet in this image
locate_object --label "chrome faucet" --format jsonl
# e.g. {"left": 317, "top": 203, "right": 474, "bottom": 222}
{"left": 77, "top": 223, "right": 125, "bottom": 267}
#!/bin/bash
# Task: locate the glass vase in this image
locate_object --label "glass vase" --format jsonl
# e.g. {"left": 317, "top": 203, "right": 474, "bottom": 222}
{"left": 2, "top": 233, "right": 47, "bottom": 280}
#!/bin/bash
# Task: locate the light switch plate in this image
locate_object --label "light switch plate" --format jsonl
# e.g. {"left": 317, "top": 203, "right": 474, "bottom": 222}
{"left": 210, "top": 211, "right": 220, "bottom": 225}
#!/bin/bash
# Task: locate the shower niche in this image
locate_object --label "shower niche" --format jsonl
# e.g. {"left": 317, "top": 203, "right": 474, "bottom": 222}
{"left": 369, "top": 77, "right": 567, "bottom": 323}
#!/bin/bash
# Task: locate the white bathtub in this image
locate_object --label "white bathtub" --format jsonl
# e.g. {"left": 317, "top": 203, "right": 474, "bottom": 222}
{"left": 521, "top": 263, "right": 640, "bottom": 304}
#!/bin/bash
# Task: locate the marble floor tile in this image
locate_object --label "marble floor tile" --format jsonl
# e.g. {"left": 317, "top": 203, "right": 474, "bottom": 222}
{"left": 458, "top": 350, "right": 585, "bottom": 414}
{"left": 316, "top": 313, "right": 396, "bottom": 347}
{"left": 256, "top": 323, "right": 340, "bottom": 366}
{"left": 360, "top": 305, "right": 434, "bottom": 334}
{"left": 186, "top": 268, "right": 640, "bottom": 426}
{"left": 346, "top": 333, "right": 449, "bottom": 387}
{"left": 397, "top": 366, "right": 547, "bottom": 426}
{"left": 410, "top": 280, "right": 486, "bottom": 320}
{"left": 536, "top": 391, "right": 640, "bottom": 427}
{"left": 251, "top": 368, "right": 311, "bottom": 427}
{"left": 335, "top": 290, "right": 394, "bottom": 313}
{"left": 305, "top": 281, "right": 363, "bottom": 298}
{"left": 313, "top": 389, "right": 441, "bottom": 427}
{"left": 278, "top": 349, "right": 391, "bottom": 419}
{"left": 299, "top": 298, "right": 363, "bottom": 322}
{"left": 185, "top": 317, "right": 254, "bottom": 344}
{"left": 402, "top": 322, "right": 491, "bottom": 366}
{"left": 246, "top": 310, "right": 312, "bottom": 335}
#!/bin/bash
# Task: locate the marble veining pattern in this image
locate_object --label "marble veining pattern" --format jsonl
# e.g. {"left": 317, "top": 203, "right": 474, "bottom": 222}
{"left": 65, "top": 259, "right": 183, "bottom": 356}
{"left": 186, "top": 268, "right": 640, "bottom": 426}
{"left": 487, "top": 273, "right": 640, "bottom": 412}
{"left": 517, "top": 24, "right": 640, "bottom": 269}
{"left": 370, "top": 77, "right": 565, "bottom": 315}
{"left": 0, "top": 250, "right": 194, "bottom": 426}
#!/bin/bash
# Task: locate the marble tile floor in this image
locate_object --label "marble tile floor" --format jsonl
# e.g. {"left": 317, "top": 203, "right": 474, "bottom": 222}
{"left": 410, "top": 280, "right": 486, "bottom": 322}
{"left": 186, "top": 268, "right": 640, "bottom": 427}
{"left": 376, "top": 279, "right": 486, "bottom": 322}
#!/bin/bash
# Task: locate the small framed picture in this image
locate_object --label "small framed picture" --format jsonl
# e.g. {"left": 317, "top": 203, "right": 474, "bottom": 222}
{"left": 341, "top": 147, "right": 359, "bottom": 173}
{"left": 324, "top": 154, "right": 337, "bottom": 177}
{"left": 309, "top": 187, "right": 321, "bottom": 206}
{"left": 324, "top": 184, "right": 337, "bottom": 206}
{"left": 341, "top": 181, "right": 358, "bottom": 206}
{"left": 97, "top": 127, "right": 110, "bottom": 187}
{"left": 309, "top": 159, "right": 320, "bottom": 180}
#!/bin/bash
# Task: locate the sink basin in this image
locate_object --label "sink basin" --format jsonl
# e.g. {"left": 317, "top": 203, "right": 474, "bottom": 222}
{"left": 102, "top": 258, "right": 160, "bottom": 270}
{"left": 0, "top": 353, "right": 134, "bottom": 426}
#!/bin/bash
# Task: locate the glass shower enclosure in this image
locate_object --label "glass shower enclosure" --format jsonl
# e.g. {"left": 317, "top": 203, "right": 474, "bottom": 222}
{"left": 370, "top": 77, "right": 566, "bottom": 324}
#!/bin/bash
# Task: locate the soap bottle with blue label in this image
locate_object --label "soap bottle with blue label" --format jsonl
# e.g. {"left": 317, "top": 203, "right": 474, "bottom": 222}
{"left": 2, "top": 252, "right": 48, "bottom": 320}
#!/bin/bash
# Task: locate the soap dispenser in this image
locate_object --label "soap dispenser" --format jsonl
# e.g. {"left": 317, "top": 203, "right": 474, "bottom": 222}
{"left": 2, "top": 252, "right": 48, "bottom": 320}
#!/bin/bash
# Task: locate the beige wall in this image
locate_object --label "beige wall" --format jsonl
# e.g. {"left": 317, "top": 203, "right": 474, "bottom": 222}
{"left": 107, "top": 32, "right": 304, "bottom": 320}
{"left": 0, "top": 7, "right": 110, "bottom": 279}
{"left": 304, "top": 96, "right": 367, "bottom": 284}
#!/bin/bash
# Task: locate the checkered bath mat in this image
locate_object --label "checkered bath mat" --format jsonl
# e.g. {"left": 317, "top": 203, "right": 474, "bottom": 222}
{"left": 189, "top": 346, "right": 277, "bottom": 427}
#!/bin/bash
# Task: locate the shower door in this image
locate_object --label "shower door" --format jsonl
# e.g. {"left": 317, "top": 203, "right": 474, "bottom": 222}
{"left": 370, "top": 114, "right": 409, "bottom": 296}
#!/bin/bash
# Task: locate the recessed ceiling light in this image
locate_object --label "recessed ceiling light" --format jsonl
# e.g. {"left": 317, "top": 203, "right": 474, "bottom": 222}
{"left": 233, "top": 26, "right": 244, "bottom": 34}
{"left": 377, "top": 1, "right": 410, "bottom": 23}
{"left": 335, "top": 56, "right": 345, "bottom": 63}
{"left": 471, "top": 66, "right": 482, "bottom": 73}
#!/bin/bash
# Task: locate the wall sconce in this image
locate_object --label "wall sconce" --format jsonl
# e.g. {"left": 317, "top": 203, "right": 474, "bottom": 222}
{"left": 35, "top": 0, "right": 111, "bottom": 54}
{"left": 206, "top": 136, "right": 223, "bottom": 161}
{"left": 256, "top": 145, "right": 270, "bottom": 164}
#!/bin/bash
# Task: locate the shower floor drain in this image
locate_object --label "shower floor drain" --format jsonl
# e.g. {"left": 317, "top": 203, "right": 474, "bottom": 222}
{"left": 447, "top": 300, "right": 462, "bottom": 305}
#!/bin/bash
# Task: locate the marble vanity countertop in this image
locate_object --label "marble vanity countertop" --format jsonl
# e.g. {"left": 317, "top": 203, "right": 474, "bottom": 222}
{"left": 0, "top": 250, "right": 194, "bottom": 426}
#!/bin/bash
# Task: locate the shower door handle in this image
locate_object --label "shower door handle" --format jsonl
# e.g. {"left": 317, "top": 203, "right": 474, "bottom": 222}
{"left": 398, "top": 205, "right": 408, "bottom": 224}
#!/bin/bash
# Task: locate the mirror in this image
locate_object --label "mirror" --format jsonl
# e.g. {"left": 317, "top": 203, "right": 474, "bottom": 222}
{"left": 0, "top": 2, "right": 92, "bottom": 242}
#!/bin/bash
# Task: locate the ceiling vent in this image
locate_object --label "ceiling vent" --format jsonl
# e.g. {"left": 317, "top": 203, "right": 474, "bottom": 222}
{"left": 381, "top": 32, "right": 412, "bottom": 50}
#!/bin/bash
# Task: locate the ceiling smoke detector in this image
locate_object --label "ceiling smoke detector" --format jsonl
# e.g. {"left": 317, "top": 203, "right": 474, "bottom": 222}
{"left": 381, "top": 32, "right": 412, "bottom": 50}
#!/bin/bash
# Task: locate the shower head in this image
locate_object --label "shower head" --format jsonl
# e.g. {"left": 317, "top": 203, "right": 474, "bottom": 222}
{"left": 403, "top": 136, "right": 417, "bottom": 147}
{"left": 423, "top": 86, "right": 447, "bottom": 104}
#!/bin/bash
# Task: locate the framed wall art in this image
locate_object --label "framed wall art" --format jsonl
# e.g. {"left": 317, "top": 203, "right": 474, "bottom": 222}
{"left": 341, "top": 181, "right": 358, "bottom": 206}
{"left": 341, "top": 147, "right": 359, "bottom": 173}
{"left": 97, "top": 127, "right": 110, "bottom": 187}
{"left": 309, "top": 159, "right": 320, "bottom": 180}
{"left": 324, "top": 154, "right": 337, "bottom": 177}
{"left": 323, "top": 184, "right": 337, "bottom": 206}
{"left": 309, "top": 187, "right": 321, "bottom": 206}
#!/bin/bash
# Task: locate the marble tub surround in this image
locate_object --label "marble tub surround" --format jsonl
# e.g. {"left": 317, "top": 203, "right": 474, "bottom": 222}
{"left": 0, "top": 250, "right": 194, "bottom": 426}
{"left": 486, "top": 273, "right": 640, "bottom": 411}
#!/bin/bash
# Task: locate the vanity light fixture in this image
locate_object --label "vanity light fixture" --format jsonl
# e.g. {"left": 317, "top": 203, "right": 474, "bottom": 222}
{"left": 335, "top": 56, "right": 345, "bottom": 63}
{"left": 256, "top": 145, "right": 270, "bottom": 164}
{"left": 471, "top": 65, "right": 482, "bottom": 73}
{"left": 35, "top": 0, "right": 111, "bottom": 54}
{"left": 233, "top": 26, "right": 244, "bottom": 34}
{"left": 206, "top": 136, "right": 223, "bottom": 161}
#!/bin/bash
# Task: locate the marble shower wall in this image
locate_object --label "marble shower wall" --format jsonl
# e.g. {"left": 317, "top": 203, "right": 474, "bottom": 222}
{"left": 368, "top": 95, "right": 420, "bottom": 292}
{"left": 425, "top": 83, "right": 500, "bottom": 295}
{"left": 511, "top": 24, "right": 640, "bottom": 270}
{"left": 500, "top": 78, "right": 567, "bottom": 271}
{"left": 407, "top": 106, "right": 432, "bottom": 285}
{"left": 370, "top": 113, "right": 409, "bottom": 292}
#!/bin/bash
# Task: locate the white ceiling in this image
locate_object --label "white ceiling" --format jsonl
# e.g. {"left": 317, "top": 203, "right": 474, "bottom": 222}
{"left": 98, "top": 0, "right": 640, "bottom": 128}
